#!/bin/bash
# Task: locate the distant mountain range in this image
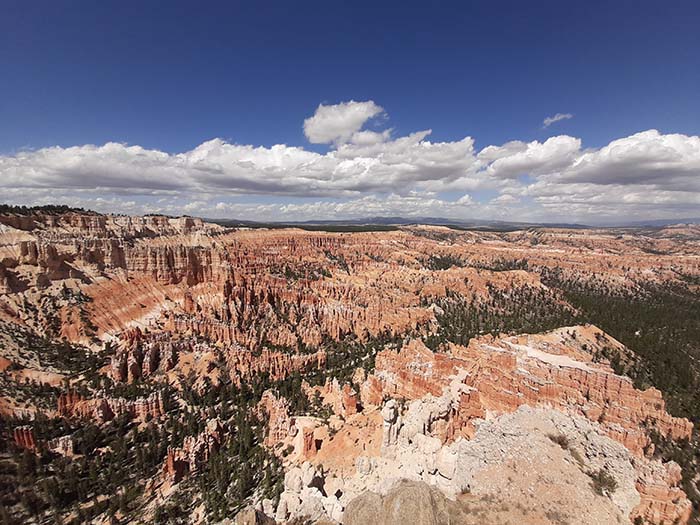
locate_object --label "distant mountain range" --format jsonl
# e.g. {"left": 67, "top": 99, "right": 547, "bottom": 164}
{"left": 619, "top": 218, "right": 700, "bottom": 227}
{"left": 206, "top": 215, "right": 700, "bottom": 231}
{"left": 1, "top": 204, "right": 697, "bottom": 230}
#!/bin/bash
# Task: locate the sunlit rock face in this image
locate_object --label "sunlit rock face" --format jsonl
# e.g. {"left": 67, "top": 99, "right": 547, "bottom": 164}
{"left": 268, "top": 328, "right": 692, "bottom": 525}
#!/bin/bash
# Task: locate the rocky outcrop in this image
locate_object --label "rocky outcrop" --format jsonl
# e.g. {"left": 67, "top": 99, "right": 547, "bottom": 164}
{"left": 225, "top": 347, "right": 327, "bottom": 386}
{"left": 2, "top": 215, "right": 698, "bottom": 352}
{"left": 16, "top": 240, "right": 79, "bottom": 283}
{"left": 344, "top": 480, "right": 462, "bottom": 525}
{"left": 12, "top": 426, "right": 38, "bottom": 452}
{"left": 170, "top": 267, "right": 436, "bottom": 351}
{"left": 110, "top": 328, "right": 180, "bottom": 382}
{"left": 57, "top": 390, "right": 87, "bottom": 417}
{"left": 276, "top": 462, "right": 342, "bottom": 522}
{"left": 304, "top": 378, "right": 359, "bottom": 419}
{"left": 47, "top": 435, "right": 74, "bottom": 457}
{"left": 259, "top": 391, "right": 296, "bottom": 448}
{"left": 271, "top": 327, "right": 693, "bottom": 524}
{"left": 631, "top": 461, "right": 693, "bottom": 525}
{"left": 109, "top": 328, "right": 326, "bottom": 390}
{"left": 234, "top": 506, "right": 276, "bottom": 525}
{"left": 0, "top": 212, "right": 218, "bottom": 238}
{"left": 12, "top": 426, "right": 73, "bottom": 456}
{"left": 0, "top": 263, "right": 11, "bottom": 293}
{"left": 163, "top": 419, "right": 224, "bottom": 483}
{"left": 277, "top": 406, "right": 690, "bottom": 524}
{"left": 117, "top": 243, "right": 226, "bottom": 285}
{"left": 364, "top": 331, "right": 692, "bottom": 456}
{"left": 58, "top": 389, "right": 165, "bottom": 423}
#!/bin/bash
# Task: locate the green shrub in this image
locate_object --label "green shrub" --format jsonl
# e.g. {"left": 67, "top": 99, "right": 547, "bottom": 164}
{"left": 589, "top": 468, "right": 617, "bottom": 496}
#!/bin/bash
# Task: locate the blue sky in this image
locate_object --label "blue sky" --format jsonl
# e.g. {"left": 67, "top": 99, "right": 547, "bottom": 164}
{"left": 1, "top": 1, "right": 700, "bottom": 223}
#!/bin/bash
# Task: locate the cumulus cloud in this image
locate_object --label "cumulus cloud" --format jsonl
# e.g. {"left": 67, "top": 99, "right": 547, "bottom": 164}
{"left": 559, "top": 130, "right": 700, "bottom": 189}
{"left": 277, "top": 193, "right": 489, "bottom": 220}
{"left": 1, "top": 99, "right": 699, "bottom": 224}
{"left": 543, "top": 112, "right": 573, "bottom": 128}
{"left": 0, "top": 130, "right": 485, "bottom": 198}
{"left": 480, "top": 136, "right": 582, "bottom": 179}
{"left": 490, "top": 194, "right": 520, "bottom": 205}
{"left": 518, "top": 181, "right": 700, "bottom": 223}
{"left": 303, "top": 100, "right": 384, "bottom": 145}
{"left": 456, "top": 194, "right": 474, "bottom": 205}
{"left": 481, "top": 130, "right": 700, "bottom": 193}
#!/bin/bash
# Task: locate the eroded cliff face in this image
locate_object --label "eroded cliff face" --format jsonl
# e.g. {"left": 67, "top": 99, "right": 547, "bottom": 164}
{"left": 1, "top": 211, "right": 698, "bottom": 525}
{"left": 3, "top": 214, "right": 697, "bottom": 354}
{"left": 163, "top": 419, "right": 224, "bottom": 483}
{"left": 365, "top": 329, "right": 692, "bottom": 455}
{"left": 0, "top": 212, "right": 215, "bottom": 238}
{"left": 57, "top": 389, "right": 166, "bottom": 423}
{"left": 266, "top": 326, "right": 693, "bottom": 524}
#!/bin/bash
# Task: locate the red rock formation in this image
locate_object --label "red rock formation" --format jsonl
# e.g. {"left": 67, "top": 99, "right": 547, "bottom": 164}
{"left": 364, "top": 333, "right": 693, "bottom": 456}
{"left": 183, "top": 291, "right": 196, "bottom": 314}
{"left": 110, "top": 329, "right": 180, "bottom": 383}
{"left": 13, "top": 426, "right": 73, "bottom": 456}
{"left": 163, "top": 419, "right": 224, "bottom": 483}
{"left": 58, "top": 390, "right": 165, "bottom": 423}
{"left": 0, "top": 263, "right": 11, "bottom": 294}
{"left": 164, "top": 448, "right": 190, "bottom": 483}
{"left": 57, "top": 390, "right": 87, "bottom": 417}
{"left": 109, "top": 329, "right": 325, "bottom": 388}
{"left": 301, "top": 427, "right": 317, "bottom": 460}
{"left": 225, "top": 347, "right": 326, "bottom": 386}
{"left": 13, "top": 426, "right": 38, "bottom": 452}
{"left": 304, "top": 378, "right": 359, "bottom": 418}
{"left": 2, "top": 215, "right": 698, "bottom": 353}
{"left": 632, "top": 462, "right": 693, "bottom": 525}
{"left": 0, "top": 212, "right": 217, "bottom": 238}
{"left": 1, "top": 213, "right": 698, "bottom": 524}
{"left": 259, "top": 391, "right": 296, "bottom": 447}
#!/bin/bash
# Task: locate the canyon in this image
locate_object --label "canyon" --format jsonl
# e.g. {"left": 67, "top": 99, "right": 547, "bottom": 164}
{"left": 1, "top": 209, "right": 699, "bottom": 524}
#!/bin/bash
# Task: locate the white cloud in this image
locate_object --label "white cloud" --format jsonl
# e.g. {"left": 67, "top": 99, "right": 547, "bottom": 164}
{"left": 543, "top": 112, "right": 573, "bottom": 128}
{"left": 481, "top": 130, "right": 700, "bottom": 194}
{"left": 1, "top": 99, "right": 699, "bottom": 224}
{"left": 349, "top": 129, "right": 392, "bottom": 146}
{"left": 560, "top": 130, "right": 700, "bottom": 189}
{"left": 490, "top": 194, "right": 520, "bottom": 205}
{"left": 480, "top": 136, "right": 581, "bottom": 179}
{"left": 303, "top": 100, "right": 384, "bottom": 145}
{"left": 277, "top": 194, "right": 487, "bottom": 220}
{"left": 0, "top": 130, "right": 485, "bottom": 198}
{"left": 456, "top": 194, "right": 474, "bottom": 205}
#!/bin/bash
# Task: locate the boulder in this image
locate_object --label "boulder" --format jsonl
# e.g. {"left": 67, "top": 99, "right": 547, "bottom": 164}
{"left": 234, "top": 506, "right": 275, "bottom": 525}
{"left": 344, "top": 481, "right": 456, "bottom": 525}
